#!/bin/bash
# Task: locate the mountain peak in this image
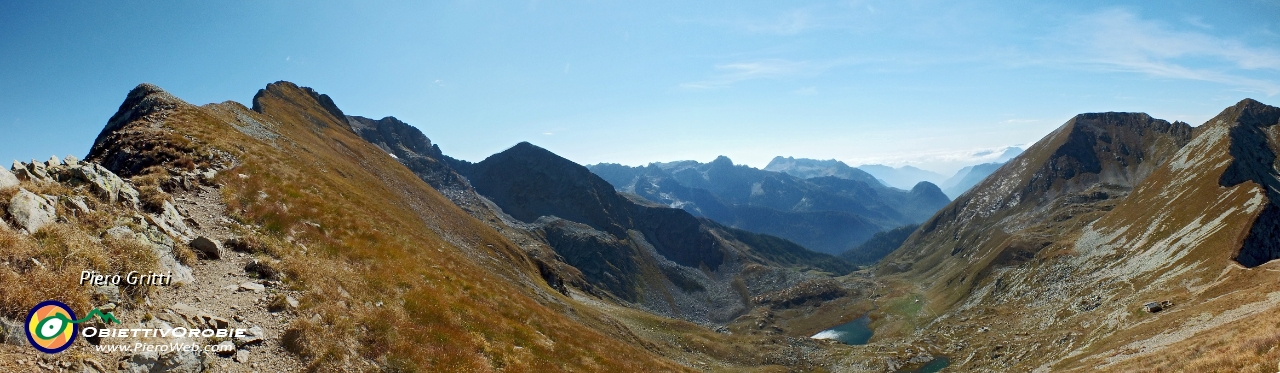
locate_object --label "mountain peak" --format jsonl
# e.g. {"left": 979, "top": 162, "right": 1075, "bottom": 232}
{"left": 101, "top": 83, "right": 185, "bottom": 135}
{"left": 909, "top": 180, "right": 942, "bottom": 194}
{"left": 251, "top": 81, "right": 346, "bottom": 125}
{"left": 711, "top": 155, "right": 733, "bottom": 165}
{"left": 89, "top": 83, "right": 191, "bottom": 170}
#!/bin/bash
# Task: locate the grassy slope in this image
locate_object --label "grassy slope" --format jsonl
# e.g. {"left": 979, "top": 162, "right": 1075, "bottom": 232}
{"left": 135, "top": 83, "right": 691, "bottom": 372}
{"left": 854, "top": 103, "right": 1280, "bottom": 372}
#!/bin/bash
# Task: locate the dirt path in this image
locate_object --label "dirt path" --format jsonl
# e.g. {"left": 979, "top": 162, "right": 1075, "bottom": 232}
{"left": 0, "top": 183, "right": 305, "bottom": 372}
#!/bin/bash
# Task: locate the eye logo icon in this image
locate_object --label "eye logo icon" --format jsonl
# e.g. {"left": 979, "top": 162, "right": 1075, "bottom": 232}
{"left": 26, "top": 300, "right": 79, "bottom": 354}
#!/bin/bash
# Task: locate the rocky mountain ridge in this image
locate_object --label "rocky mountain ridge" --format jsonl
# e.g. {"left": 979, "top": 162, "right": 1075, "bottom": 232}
{"left": 870, "top": 102, "right": 1280, "bottom": 371}
{"left": 343, "top": 116, "right": 856, "bottom": 324}
{"left": 588, "top": 157, "right": 950, "bottom": 256}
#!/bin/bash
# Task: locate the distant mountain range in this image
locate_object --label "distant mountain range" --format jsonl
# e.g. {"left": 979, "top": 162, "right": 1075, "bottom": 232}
{"left": 765, "top": 147, "right": 1024, "bottom": 199}
{"left": 9, "top": 79, "right": 1278, "bottom": 371}
{"left": 937, "top": 162, "right": 1004, "bottom": 199}
{"left": 854, "top": 164, "right": 947, "bottom": 189}
{"left": 587, "top": 157, "right": 950, "bottom": 256}
{"left": 347, "top": 116, "right": 855, "bottom": 324}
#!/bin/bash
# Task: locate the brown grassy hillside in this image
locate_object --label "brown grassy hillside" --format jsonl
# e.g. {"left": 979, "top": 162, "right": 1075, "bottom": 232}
{"left": 85, "top": 82, "right": 693, "bottom": 372}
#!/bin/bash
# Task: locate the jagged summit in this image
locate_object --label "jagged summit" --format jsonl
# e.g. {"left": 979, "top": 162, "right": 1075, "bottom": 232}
{"left": 250, "top": 81, "right": 346, "bottom": 126}
{"left": 94, "top": 83, "right": 187, "bottom": 148}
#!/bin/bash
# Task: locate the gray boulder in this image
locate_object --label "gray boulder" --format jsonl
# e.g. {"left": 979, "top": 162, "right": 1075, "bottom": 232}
{"left": 67, "top": 196, "right": 92, "bottom": 214}
{"left": 1, "top": 317, "right": 25, "bottom": 345}
{"left": 189, "top": 236, "right": 222, "bottom": 260}
{"left": 26, "top": 160, "right": 51, "bottom": 181}
{"left": 215, "top": 341, "right": 236, "bottom": 357}
{"left": 152, "top": 245, "right": 195, "bottom": 286}
{"left": 0, "top": 168, "right": 17, "bottom": 189}
{"left": 136, "top": 229, "right": 195, "bottom": 285}
{"left": 9, "top": 189, "right": 57, "bottom": 233}
{"left": 69, "top": 163, "right": 139, "bottom": 208}
{"left": 147, "top": 201, "right": 194, "bottom": 241}
{"left": 235, "top": 325, "right": 266, "bottom": 347}
{"left": 105, "top": 226, "right": 135, "bottom": 240}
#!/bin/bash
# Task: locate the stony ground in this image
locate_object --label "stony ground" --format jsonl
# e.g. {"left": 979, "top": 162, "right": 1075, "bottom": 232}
{"left": 0, "top": 179, "right": 304, "bottom": 372}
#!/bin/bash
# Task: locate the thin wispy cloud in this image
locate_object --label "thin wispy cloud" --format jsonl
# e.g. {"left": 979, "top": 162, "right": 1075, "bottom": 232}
{"left": 1056, "top": 8, "right": 1280, "bottom": 95}
{"left": 680, "top": 58, "right": 860, "bottom": 90}
{"left": 846, "top": 145, "right": 1024, "bottom": 170}
{"left": 679, "top": 59, "right": 830, "bottom": 89}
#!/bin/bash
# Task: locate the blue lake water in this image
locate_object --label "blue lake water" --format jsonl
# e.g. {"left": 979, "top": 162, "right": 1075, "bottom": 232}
{"left": 810, "top": 314, "right": 873, "bottom": 345}
{"left": 897, "top": 356, "right": 951, "bottom": 373}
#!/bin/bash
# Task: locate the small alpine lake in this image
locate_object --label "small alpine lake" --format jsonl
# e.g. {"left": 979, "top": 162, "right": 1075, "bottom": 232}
{"left": 810, "top": 313, "right": 873, "bottom": 345}
{"left": 896, "top": 356, "right": 951, "bottom": 373}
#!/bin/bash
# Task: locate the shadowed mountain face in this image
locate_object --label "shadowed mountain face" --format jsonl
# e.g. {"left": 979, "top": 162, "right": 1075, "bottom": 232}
{"left": 467, "top": 142, "right": 724, "bottom": 269}
{"left": 883, "top": 112, "right": 1195, "bottom": 290}
{"left": 347, "top": 115, "right": 471, "bottom": 191}
{"left": 588, "top": 157, "right": 949, "bottom": 256}
{"left": 872, "top": 102, "right": 1280, "bottom": 371}
{"left": 1214, "top": 100, "right": 1280, "bottom": 267}
{"left": 346, "top": 119, "right": 854, "bottom": 322}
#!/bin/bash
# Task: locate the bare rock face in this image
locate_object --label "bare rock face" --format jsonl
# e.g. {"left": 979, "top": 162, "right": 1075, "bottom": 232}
{"left": 0, "top": 167, "right": 18, "bottom": 189}
{"left": 147, "top": 200, "right": 195, "bottom": 241}
{"left": 154, "top": 246, "right": 196, "bottom": 286}
{"left": 51, "top": 162, "right": 143, "bottom": 208}
{"left": 8, "top": 188, "right": 57, "bottom": 233}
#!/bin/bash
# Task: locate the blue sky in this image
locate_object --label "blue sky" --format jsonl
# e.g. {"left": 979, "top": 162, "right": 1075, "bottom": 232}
{"left": 2, "top": 1, "right": 1278, "bottom": 174}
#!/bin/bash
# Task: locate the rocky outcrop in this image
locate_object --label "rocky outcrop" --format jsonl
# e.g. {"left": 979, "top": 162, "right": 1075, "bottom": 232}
{"left": 346, "top": 115, "right": 470, "bottom": 191}
{"left": 750, "top": 279, "right": 847, "bottom": 308}
{"left": 0, "top": 317, "right": 23, "bottom": 345}
{"left": 11, "top": 157, "right": 142, "bottom": 208}
{"left": 87, "top": 84, "right": 201, "bottom": 176}
{"left": 8, "top": 189, "right": 56, "bottom": 233}
{"left": 0, "top": 168, "right": 17, "bottom": 189}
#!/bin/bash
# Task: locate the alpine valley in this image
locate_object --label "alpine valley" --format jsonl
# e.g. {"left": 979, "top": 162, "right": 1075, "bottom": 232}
{"left": 0, "top": 81, "right": 1277, "bottom": 372}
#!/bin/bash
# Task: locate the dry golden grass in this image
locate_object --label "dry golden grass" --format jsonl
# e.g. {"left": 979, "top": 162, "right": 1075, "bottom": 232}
{"left": 0, "top": 221, "right": 160, "bottom": 319}
{"left": 1080, "top": 287, "right": 1280, "bottom": 373}
{"left": 87, "top": 82, "right": 698, "bottom": 371}
{"left": 131, "top": 167, "right": 172, "bottom": 213}
{"left": 0, "top": 171, "right": 164, "bottom": 319}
